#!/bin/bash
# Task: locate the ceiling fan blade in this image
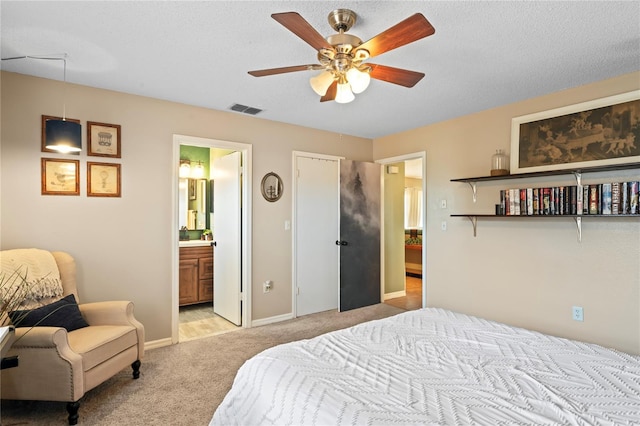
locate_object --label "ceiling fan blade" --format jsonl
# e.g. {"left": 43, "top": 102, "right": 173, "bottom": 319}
{"left": 248, "top": 64, "right": 322, "bottom": 77}
{"left": 368, "top": 64, "right": 425, "bottom": 87}
{"left": 357, "top": 14, "right": 435, "bottom": 58}
{"left": 272, "top": 12, "right": 333, "bottom": 51}
{"left": 320, "top": 81, "right": 337, "bottom": 102}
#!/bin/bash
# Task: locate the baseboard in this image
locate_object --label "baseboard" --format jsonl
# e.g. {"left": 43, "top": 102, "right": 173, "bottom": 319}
{"left": 145, "top": 337, "right": 173, "bottom": 350}
{"left": 250, "top": 312, "right": 294, "bottom": 328}
{"left": 384, "top": 290, "right": 406, "bottom": 300}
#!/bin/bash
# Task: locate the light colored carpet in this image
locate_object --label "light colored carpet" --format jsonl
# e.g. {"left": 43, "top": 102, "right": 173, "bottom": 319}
{"left": 1, "top": 303, "right": 405, "bottom": 425}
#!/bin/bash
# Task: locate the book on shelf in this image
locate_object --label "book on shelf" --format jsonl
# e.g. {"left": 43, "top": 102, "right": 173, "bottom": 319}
{"left": 526, "top": 188, "right": 533, "bottom": 215}
{"left": 611, "top": 182, "right": 621, "bottom": 215}
{"left": 589, "top": 185, "right": 599, "bottom": 214}
{"left": 576, "top": 184, "right": 583, "bottom": 215}
{"left": 602, "top": 183, "right": 612, "bottom": 215}
{"left": 631, "top": 182, "right": 639, "bottom": 214}
{"left": 570, "top": 186, "right": 577, "bottom": 215}
{"left": 542, "top": 188, "right": 551, "bottom": 215}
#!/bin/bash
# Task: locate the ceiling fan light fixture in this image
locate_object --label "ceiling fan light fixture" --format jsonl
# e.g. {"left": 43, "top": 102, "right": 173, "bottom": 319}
{"left": 310, "top": 70, "right": 335, "bottom": 96}
{"left": 346, "top": 67, "right": 370, "bottom": 94}
{"left": 335, "top": 80, "right": 355, "bottom": 104}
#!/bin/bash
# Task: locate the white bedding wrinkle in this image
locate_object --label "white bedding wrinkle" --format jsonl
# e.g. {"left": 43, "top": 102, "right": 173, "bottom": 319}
{"left": 211, "top": 308, "right": 640, "bottom": 425}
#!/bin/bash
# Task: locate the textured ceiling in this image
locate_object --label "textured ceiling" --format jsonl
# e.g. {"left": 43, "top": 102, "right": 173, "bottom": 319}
{"left": 2, "top": 1, "right": 639, "bottom": 139}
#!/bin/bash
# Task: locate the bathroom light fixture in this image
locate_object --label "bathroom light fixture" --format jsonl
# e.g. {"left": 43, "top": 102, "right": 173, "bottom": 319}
{"left": 192, "top": 161, "right": 205, "bottom": 179}
{"left": 2, "top": 53, "right": 82, "bottom": 153}
{"left": 179, "top": 160, "right": 192, "bottom": 178}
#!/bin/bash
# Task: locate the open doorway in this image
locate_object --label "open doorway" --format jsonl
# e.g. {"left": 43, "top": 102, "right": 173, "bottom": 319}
{"left": 378, "top": 153, "right": 426, "bottom": 311}
{"left": 172, "top": 135, "right": 252, "bottom": 344}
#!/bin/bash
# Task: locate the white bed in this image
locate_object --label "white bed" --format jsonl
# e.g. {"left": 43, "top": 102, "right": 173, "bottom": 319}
{"left": 211, "top": 308, "right": 640, "bottom": 425}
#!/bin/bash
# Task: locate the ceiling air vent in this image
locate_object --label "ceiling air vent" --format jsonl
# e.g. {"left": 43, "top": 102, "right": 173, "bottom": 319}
{"left": 229, "top": 104, "right": 263, "bottom": 115}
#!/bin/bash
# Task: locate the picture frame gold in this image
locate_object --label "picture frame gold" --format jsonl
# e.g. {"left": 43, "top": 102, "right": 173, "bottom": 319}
{"left": 41, "top": 115, "right": 81, "bottom": 155}
{"left": 87, "top": 121, "right": 121, "bottom": 158}
{"left": 41, "top": 158, "right": 80, "bottom": 195}
{"left": 87, "top": 162, "right": 121, "bottom": 197}
{"left": 510, "top": 91, "right": 640, "bottom": 174}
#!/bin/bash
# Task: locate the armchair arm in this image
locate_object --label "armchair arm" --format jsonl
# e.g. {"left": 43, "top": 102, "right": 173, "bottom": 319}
{"left": 79, "top": 301, "right": 136, "bottom": 326}
{"left": 3, "top": 327, "right": 85, "bottom": 402}
{"left": 79, "top": 301, "right": 145, "bottom": 358}
{"left": 12, "top": 326, "right": 75, "bottom": 349}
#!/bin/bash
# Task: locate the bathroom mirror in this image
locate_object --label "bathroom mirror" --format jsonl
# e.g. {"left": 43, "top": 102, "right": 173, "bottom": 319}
{"left": 179, "top": 178, "right": 208, "bottom": 230}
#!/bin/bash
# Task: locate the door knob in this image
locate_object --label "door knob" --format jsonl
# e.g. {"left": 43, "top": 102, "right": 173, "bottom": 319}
{"left": 212, "top": 241, "right": 217, "bottom": 247}
{"left": 335, "top": 240, "right": 348, "bottom": 246}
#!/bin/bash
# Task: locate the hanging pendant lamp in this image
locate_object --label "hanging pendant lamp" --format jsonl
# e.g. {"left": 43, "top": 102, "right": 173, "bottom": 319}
{"left": 2, "top": 53, "right": 82, "bottom": 153}
{"left": 45, "top": 118, "right": 81, "bottom": 153}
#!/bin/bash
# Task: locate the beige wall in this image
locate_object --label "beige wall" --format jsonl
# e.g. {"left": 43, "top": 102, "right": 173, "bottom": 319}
{"left": 0, "top": 71, "right": 372, "bottom": 341}
{"left": 374, "top": 71, "right": 640, "bottom": 355}
{"left": 3, "top": 70, "right": 639, "bottom": 354}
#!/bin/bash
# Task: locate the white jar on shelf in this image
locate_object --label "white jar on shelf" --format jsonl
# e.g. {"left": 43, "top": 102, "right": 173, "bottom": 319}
{"left": 490, "top": 149, "right": 509, "bottom": 176}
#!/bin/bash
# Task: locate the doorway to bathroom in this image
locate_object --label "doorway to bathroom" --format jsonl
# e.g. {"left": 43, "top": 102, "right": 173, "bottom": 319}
{"left": 172, "top": 135, "right": 252, "bottom": 343}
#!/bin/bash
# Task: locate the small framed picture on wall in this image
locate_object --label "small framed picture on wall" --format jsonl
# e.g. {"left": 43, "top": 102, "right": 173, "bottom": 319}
{"left": 87, "top": 162, "right": 121, "bottom": 197}
{"left": 87, "top": 121, "right": 121, "bottom": 158}
{"left": 41, "top": 158, "right": 80, "bottom": 195}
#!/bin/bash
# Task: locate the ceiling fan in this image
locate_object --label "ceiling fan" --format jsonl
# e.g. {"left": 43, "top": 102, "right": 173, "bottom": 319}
{"left": 248, "top": 9, "right": 435, "bottom": 103}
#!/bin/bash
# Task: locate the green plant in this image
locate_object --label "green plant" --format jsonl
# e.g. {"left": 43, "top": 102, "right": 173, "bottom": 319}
{"left": 202, "top": 229, "right": 212, "bottom": 235}
{"left": 0, "top": 269, "right": 32, "bottom": 327}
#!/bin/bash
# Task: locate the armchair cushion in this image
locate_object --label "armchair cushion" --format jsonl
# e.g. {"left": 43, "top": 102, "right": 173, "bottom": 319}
{"left": 9, "top": 294, "right": 89, "bottom": 332}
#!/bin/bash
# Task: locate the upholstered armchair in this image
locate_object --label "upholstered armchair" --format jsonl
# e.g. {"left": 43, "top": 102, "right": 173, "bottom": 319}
{"left": 1, "top": 250, "right": 145, "bottom": 425}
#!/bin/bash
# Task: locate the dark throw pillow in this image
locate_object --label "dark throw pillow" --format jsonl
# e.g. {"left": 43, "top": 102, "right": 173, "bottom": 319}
{"left": 9, "top": 294, "right": 89, "bottom": 332}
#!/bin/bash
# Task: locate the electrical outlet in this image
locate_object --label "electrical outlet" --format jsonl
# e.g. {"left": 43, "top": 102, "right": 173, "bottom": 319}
{"left": 441, "top": 221, "right": 447, "bottom": 231}
{"left": 441, "top": 199, "right": 447, "bottom": 209}
{"left": 263, "top": 280, "right": 273, "bottom": 293}
{"left": 572, "top": 306, "right": 584, "bottom": 321}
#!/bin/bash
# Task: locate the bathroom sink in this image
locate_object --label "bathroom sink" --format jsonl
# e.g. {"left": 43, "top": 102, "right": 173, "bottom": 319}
{"left": 178, "top": 240, "right": 212, "bottom": 247}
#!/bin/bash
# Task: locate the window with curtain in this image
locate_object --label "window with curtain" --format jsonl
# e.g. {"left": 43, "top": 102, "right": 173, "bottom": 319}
{"left": 404, "top": 187, "right": 423, "bottom": 229}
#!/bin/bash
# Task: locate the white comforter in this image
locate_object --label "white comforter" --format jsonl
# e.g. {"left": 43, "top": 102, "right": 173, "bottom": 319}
{"left": 211, "top": 308, "right": 640, "bottom": 425}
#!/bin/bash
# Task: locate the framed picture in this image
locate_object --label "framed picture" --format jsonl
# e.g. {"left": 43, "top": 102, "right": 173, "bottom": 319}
{"left": 41, "top": 158, "right": 80, "bottom": 195}
{"left": 510, "top": 91, "right": 640, "bottom": 174}
{"left": 87, "top": 121, "right": 121, "bottom": 158}
{"left": 87, "top": 162, "right": 121, "bottom": 197}
{"left": 41, "top": 115, "right": 81, "bottom": 154}
{"left": 188, "top": 179, "right": 197, "bottom": 200}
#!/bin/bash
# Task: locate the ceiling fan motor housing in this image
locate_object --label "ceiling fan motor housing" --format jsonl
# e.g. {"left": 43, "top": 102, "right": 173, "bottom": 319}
{"left": 327, "top": 9, "right": 357, "bottom": 33}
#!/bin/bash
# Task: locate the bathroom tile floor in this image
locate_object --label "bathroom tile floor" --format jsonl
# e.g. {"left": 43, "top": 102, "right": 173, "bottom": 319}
{"left": 179, "top": 303, "right": 240, "bottom": 341}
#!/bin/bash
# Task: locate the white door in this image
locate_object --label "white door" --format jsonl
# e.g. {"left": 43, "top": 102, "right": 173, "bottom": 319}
{"left": 295, "top": 156, "right": 339, "bottom": 316}
{"left": 213, "top": 151, "right": 242, "bottom": 325}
